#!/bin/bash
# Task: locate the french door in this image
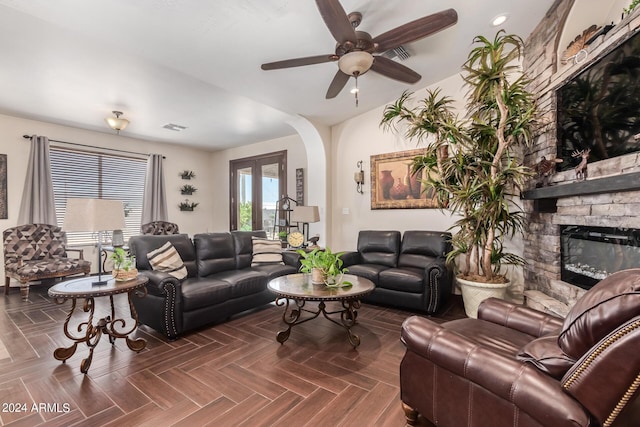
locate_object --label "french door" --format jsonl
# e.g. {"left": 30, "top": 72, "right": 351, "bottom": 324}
{"left": 230, "top": 151, "right": 286, "bottom": 237}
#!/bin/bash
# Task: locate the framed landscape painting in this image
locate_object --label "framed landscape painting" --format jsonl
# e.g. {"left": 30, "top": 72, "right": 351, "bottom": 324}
{"left": 370, "top": 149, "right": 439, "bottom": 209}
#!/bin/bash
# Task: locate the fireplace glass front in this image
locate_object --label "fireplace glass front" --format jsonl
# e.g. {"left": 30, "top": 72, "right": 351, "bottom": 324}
{"left": 561, "top": 225, "right": 640, "bottom": 289}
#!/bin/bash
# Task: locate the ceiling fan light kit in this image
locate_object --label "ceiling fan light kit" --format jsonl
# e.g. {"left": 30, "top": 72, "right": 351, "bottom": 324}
{"left": 105, "top": 110, "right": 129, "bottom": 134}
{"left": 338, "top": 51, "right": 373, "bottom": 76}
{"left": 260, "top": 0, "right": 458, "bottom": 104}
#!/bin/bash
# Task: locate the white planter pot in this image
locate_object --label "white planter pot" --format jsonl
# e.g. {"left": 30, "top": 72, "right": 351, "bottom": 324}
{"left": 457, "top": 276, "right": 509, "bottom": 319}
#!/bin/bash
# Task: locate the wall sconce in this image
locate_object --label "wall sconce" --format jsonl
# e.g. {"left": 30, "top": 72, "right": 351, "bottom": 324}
{"left": 354, "top": 160, "right": 364, "bottom": 194}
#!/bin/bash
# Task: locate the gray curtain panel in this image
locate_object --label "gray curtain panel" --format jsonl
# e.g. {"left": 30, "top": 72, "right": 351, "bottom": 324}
{"left": 18, "top": 135, "right": 57, "bottom": 224}
{"left": 141, "top": 154, "right": 168, "bottom": 224}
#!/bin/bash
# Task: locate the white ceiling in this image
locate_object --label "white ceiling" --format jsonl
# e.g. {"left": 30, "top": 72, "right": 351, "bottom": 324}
{"left": 0, "top": 0, "right": 556, "bottom": 150}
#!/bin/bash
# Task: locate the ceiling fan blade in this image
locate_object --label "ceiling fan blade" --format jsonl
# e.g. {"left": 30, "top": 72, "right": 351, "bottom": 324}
{"left": 371, "top": 56, "right": 421, "bottom": 83}
{"left": 326, "top": 70, "right": 350, "bottom": 99}
{"left": 373, "top": 8, "right": 458, "bottom": 52}
{"left": 261, "top": 54, "right": 337, "bottom": 70}
{"left": 315, "top": 0, "right": 357, "bottom": 44}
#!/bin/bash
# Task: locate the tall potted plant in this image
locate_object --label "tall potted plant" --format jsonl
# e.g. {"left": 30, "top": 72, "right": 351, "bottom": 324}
{"left": 381, "top": 31, "right": 538, "bottom": 317}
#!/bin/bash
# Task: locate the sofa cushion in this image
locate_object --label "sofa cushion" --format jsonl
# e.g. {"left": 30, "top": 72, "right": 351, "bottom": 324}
{"left": 129, "top": 234, "right": 197, "bottom": 278}
{"left": 251, "top": 264, "right": 298, "bottom": 281}
{"left": 6, "top": 256, "right": 91, "bottom": 280}
{"left": 147, "top": 242, "right": 187, "bottom": 280}
{"left": 181, "top": 277, "right": 232, "bottom": 311}
{"left": 251, "top": 237, "right": 284, "bottom": 266}
{"left": 357, "top": 230, "right": 400, "bottom": 267}
{"left": 194, "top": 233, "right": 236, "bottom": 276}
{"left": 208, "top": 269, "right": 267, "bottom": 298}
{"left": 232, "top": 230, "right": 268, "bottom": 269}
{"left": 398, "top": 230, "right": 451, "bottom": 268}
{"left": 558, "top": 268, "right": 640, "bottom": 359}
{"left": 348, "top": 263, "right": 390, "bottom": 284}
{"left": 378, "top": 267, "right": 424, "bottom": 293}
{"left": 517, "top": 334, "right": 576, "bottom": 379}
{"left": 442, "top": 318, "right": 536, "bottom": 359}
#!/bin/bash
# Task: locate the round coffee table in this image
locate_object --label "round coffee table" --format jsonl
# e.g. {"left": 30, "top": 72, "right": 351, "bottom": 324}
{"left": 48, "top": 274, "right": 148, "bottom": 374}
{"left": 267, "top": 273, "right": 374, "bottom": 347}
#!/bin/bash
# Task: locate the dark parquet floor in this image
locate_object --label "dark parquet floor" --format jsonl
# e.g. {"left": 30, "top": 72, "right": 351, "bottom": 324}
{"left": 0, "top": 282, "right": 465, "bottom": 427}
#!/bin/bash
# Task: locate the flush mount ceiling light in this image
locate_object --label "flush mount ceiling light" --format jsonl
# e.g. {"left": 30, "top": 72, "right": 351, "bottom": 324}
{"left": 491, "top": 13, "right": 509, "bottom": 27}
{"left": 338, "top": 51, "right": 374, "bottom": 107}
{"left": 105, "top": 110, "right": 129, "bottom": 134}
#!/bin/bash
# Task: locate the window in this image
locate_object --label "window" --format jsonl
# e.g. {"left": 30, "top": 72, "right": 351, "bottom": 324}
{"left": 50, "top": 147, "right": 146, "bottom": 246}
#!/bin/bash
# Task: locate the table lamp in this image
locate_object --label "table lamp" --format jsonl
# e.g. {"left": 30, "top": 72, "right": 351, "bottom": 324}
{"left": 291, "top": 205, "right": 320, "bottom": 243}
{"left": 63, "top": 198, "right": 126, "bottom": 285}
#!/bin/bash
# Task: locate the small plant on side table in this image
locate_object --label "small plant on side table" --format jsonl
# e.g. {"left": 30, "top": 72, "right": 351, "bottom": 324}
{"left": 109, "top": 248, "right": 138, "bottom": 281}
{"left": 297, "top": 247, "right": 352, "bottom": 287}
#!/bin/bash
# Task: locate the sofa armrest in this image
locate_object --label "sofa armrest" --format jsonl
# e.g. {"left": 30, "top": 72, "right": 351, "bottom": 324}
{"left": 401, "top": 316, "right": 588, "bottom": 425}
{"left": 138, "top": 270, "right": 181, "bottom": 298}
{"left": 65, "top": 248, "right": 85, "bottom": 260}
{"left": 478, "top": 297, "right": 563, "bottom": 338}
{"left": 421, "top": 257, "right": 451, "bottom": 313}
{"left": 282, "top": 251, "right": 301, "bottom": 269}
{"left": 340, "top": 251, "right": 361, "bottom": 267}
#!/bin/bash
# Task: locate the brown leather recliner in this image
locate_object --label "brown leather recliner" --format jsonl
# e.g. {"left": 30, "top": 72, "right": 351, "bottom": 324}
{"left": 400, "top": 268, "right": 640, "bottom": 427}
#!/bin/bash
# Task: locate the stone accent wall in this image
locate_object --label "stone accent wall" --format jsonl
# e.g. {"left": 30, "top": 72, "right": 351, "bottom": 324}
{"left": 521, "top": 1, "right": 640, "bottom": 315}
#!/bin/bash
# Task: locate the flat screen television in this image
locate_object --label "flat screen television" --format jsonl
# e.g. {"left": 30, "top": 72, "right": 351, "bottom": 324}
{"left": 556, "top": 30, "right": 640, "bottom": 172}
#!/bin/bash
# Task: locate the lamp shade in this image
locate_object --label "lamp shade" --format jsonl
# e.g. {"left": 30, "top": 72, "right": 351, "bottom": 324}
{"left": 63, "top": 198, "right": 126, "bottom": 232}
{"left": 291, "top": 205, "right": 320, "bottom": 223}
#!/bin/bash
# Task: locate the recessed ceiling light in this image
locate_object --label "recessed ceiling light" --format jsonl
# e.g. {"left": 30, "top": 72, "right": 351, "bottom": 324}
{"left": 491, "top": 13, "right": 509, "bottom": 27}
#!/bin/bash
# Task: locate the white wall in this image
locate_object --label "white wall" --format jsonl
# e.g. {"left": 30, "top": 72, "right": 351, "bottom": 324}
{"left": 329, "top": 73, "right": 467, "bottom": 252}
{"left": 0, "top": 113, "right": 216, "bottom": 280}
{"left": 209, "top": 133, "right": 308, "bottom": 232}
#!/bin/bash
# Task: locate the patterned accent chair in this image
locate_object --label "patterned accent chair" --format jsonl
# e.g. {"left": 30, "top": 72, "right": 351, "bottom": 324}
{"left": 3, "top": 224, "right": 91, "bottom": 300}
{"left": 141, "top": 221, "right": 180, "bottom": 235}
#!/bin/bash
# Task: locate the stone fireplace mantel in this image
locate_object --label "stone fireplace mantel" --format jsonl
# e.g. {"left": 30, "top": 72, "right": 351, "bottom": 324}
{"left": 521, "top": 1, "right": 640, "bottom": 316}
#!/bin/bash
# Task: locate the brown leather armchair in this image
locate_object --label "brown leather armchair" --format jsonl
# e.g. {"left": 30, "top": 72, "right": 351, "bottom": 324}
{"left": 400, "top": 268, "right": 640, "bottom": 427}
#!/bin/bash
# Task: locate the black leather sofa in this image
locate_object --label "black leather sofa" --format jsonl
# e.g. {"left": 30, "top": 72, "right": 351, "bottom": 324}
{"left": 341, "top": 230, "right": 452, "bottom": 314}
{"left": 128, "top": 231, "right": 299, "bottom": 339}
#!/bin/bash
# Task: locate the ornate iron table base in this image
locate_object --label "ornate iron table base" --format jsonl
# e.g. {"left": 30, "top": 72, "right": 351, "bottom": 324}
{"left": 275, "top": 298, "right": 363, "bottom": 347}
{"left": 52, "top": 288, "right": 147, "bottom": 374}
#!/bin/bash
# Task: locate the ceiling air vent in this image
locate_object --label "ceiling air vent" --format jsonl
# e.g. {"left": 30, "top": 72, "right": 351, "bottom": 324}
{"left": 163, "top": 123, "right": 187, "bottom": 132}
{"left": 382, "top": 45, "right": 411, "bottom": 61}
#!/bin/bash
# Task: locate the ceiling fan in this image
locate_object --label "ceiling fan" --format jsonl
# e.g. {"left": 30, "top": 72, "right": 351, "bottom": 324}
{"left": 261, "top": 0, "right": 458, "bottom": 101}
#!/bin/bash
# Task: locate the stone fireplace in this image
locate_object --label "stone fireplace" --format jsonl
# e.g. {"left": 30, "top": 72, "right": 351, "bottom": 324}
{"left": 520, "top": 0, "right": 640, "bottom": 316}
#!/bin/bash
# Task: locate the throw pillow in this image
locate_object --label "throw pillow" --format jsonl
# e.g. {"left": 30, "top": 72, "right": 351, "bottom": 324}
{"left": 147, "top": 242, "right": 188, "bottom": 280}
{"left": 517, "top": 334, "right": 576, "bottom": 379}
{"left": 251, "top": 237, "right": 284, "bottom": 266}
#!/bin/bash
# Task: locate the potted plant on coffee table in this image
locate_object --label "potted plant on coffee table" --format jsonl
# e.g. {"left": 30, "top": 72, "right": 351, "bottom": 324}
{"left": 381, "top": 31, "right": 538, "bottom": 317}
{"left": 297, "top": 248, "right": 352, "bottom": 288}
{"left": 110, "top": 247, "right": 138, "bottom": 282}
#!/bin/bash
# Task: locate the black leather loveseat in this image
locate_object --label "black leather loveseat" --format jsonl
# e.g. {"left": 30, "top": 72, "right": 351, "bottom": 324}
{"left": 341, "top": 230, "right": 452, "bottom": 314}
{"left": 128, "top": 231, "right": 299, "bottom": 339}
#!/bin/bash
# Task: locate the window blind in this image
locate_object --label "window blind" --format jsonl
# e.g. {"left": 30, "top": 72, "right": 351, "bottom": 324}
{"left": 50, "top": 147, "right": 146, "bottom": 246}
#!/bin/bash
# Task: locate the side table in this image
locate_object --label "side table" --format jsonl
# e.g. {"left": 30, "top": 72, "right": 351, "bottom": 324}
{"left": 48, "top": 274, "right": 148, "bottom": 374}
